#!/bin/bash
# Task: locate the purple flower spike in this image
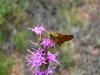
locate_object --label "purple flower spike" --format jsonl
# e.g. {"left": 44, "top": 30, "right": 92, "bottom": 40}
{"left": 28, "top": 23, "right": 46, "bottom": 36}
{"left": 26, "top": 23, "right": 61, "bottom": 75}
{"left": 41, "top": 38, "right": 55, "bottom": 48}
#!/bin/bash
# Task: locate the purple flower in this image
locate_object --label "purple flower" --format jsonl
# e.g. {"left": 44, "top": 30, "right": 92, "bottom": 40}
{"left": 26, "top": 48, "right": 47, "bottom": 70}
{"left": 41, "top": 38, "right": 55, "bottom": 48}
{"left": 28, "top": 23, "right": 46, "bottom": 36}
{"left": 47, "top": 51, "right": 60, "bottom": 64}
{"left": 26, "top": 23, "right": 61, "bottom": 75}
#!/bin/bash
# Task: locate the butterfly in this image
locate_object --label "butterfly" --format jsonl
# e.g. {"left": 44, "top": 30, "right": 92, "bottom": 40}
{"left": 48, "top": 32, "right": 73, "bottom": 46}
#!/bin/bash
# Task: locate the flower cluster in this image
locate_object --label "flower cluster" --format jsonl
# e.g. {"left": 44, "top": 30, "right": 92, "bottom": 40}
{"left": 26, "top": 23, "right": 60, "bottom": 75}
{"left": 28, "top": 23, "right": 46, "bottom": 37}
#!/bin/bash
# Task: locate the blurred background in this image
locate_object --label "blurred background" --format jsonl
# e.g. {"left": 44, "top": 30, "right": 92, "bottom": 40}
{"left": 0, "top": 0, "right": 100, "bottom": 75}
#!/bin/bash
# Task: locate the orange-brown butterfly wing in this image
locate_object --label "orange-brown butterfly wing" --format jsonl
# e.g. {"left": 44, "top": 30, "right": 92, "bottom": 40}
{"left": 55, "top": 34, "right": 73, "bottom": 45}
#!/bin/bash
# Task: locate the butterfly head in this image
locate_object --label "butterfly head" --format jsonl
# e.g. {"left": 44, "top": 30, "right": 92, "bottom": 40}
{"left": 48, "top": 32, "right": 58, "bottom": 40}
